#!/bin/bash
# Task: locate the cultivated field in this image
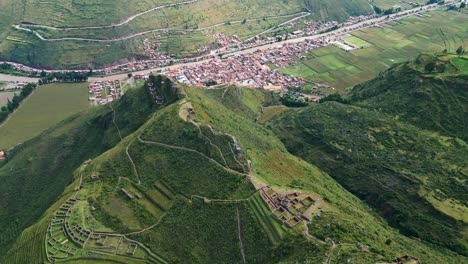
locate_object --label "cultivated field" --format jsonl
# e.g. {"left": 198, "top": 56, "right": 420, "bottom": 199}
{"left": 0, "top": 83, "right": 89, "bottom": 149}
{"left": 278, "top": 9, "right": 468, "bottom": 90}
{"left": 0, "top": 91, "right": 16, "bottom": 107}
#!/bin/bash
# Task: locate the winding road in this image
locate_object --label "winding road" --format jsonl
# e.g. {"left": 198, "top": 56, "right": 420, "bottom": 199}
{"left": 14, "top": 12, "right": 310, "bottom": 42}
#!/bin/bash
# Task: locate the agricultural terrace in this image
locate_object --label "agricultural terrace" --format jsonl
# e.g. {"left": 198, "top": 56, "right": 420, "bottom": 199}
{"left": 0, "top": 0, "right": 373, "bottom": 68}
{"left": 0, "top": 83, "right": 89, "bottom": 149}
{"left": 277, "top": 9, "right": 468, "bottom": 90}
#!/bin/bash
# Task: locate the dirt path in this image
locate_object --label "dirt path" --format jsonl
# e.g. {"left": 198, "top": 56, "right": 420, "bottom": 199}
{"left": 108, "top": 103, "right": 123, "bottom": 140}
{"left": 237, "top": 205, "right": 247, "bottom": 264}
{"left": 189, "top": 119, "right": 229, "bottom": 168}
{"left": 14, "top": 12, "right": 309, "bottom": 42}
{"left": 126, "top": 139, "right": 141, "bottom": 184}
{"left": 23, "top": 0, "right": 200, "bottom": 30}
{"left": 137, "top": 136, "right": 246, "bottom": 176}
{"left": 325, "top": 239, "right": 337, "bottom": 264}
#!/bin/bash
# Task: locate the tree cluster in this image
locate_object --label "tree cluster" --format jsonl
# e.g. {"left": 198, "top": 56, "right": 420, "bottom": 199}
{"left": 39, "top": 71, "right": 89, "bottom": 84}
{"left": 281, "top": 93, "right": 308, "bottom": 107}
{"left": 0, "top": 83, "right": 36, "bottom": 123}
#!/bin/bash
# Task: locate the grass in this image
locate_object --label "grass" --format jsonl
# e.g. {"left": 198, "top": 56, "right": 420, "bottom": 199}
{"left": 129, "top": 198, "right": 279, "bottom": 263}
{"left": 277, "top": 9, "right": 468, "bottom": 90}
{"left": 0, "top": 83, "right": 157, "bottom": 261}
{"left": 185, "top": 85, "right": 467, "bottom": 262}
{"left": 2, "top": 75, "right": 467, "bottom": 263}
{"left": 245, "top": 193, "right": 285, "bottom": 244}
{"left": 0, "top": 83, "right": 89, "bottom": 149}
{"left": 270, "top": 55, "right": 468, "bottom": 254}
{"left": 343, "top": 35, "right": 373, "bottom": 48}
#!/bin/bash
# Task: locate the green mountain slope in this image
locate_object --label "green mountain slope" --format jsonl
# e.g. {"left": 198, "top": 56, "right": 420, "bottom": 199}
{"left": 0, "top": 77, "right": 175, "bottom": 259}
{"left": 2, "top": 74, "right": 466, "bottom": 263}
{"left": 268, "top": 55, "right": 468, "bottom": 256}
{"left": 350, "top": 54, "right": 468, "bottom": 140}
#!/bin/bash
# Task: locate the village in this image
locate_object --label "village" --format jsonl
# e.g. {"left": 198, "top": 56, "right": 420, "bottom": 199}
{"left": 0, "top": 2, "right": 447, "bottom": 85}
{"left": 88, "top": 80, "right": 123, "bottom": 105}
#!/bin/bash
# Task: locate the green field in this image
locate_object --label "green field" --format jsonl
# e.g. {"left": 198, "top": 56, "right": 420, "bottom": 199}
{"left": 0, "top": 83, "right": 89, "bottom": 149}
{"left": 343, "top": 35, "right": 373, "bottom": 48}
{"left": 277, "top": 9, "right": 468, "bottom": 90}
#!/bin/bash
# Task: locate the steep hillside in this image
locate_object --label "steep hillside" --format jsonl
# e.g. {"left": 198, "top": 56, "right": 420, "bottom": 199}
{"left": 0, "top": 76, "right": 176, "bottom": 259}
{"left": 4, "top": 80, "right": 466, "bottom": 263}
{"left": 268, "top": 55, "right": 468, "bottom": 256}
{"left": 350, "top": 54, "right": 468, "bottom": 140}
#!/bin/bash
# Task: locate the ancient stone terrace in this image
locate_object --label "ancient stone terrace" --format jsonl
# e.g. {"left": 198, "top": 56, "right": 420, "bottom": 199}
{"left": 259, "top": 186, "right": 315, "bottom": 228}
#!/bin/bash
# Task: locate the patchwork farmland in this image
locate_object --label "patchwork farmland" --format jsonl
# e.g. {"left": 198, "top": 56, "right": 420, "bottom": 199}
{"left": 277, "top": 9, "right": 468, "bottom": 90}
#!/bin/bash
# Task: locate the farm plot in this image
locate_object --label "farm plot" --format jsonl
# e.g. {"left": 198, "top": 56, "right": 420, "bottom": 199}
{"left": 0, "top": 83, "right": 89, "bottom": 149}
{"left": 277, "top": 9, "right": 468, "bottom": 90}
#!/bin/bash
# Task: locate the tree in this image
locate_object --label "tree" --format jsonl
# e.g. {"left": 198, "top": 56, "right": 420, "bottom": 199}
{"left": 460, "top": 2, "right": 466, "bottom": 8}
{"left": 128, "top": 73, "right": 133, "bottom": 78}
{"left": 425, "top": 62, "right": 436, "bottom": 72}
{"left": 456, "top": 46, "right": 464, "bottom": 55}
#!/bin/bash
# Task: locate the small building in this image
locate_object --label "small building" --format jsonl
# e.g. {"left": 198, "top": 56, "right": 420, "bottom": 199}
{"left": 0, "top": 151, "right": 5, "bottom": 160}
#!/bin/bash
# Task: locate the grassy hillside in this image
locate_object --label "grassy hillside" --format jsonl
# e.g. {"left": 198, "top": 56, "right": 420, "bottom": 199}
{"left": 268, "top": 55, "right": 468, "bottom": 256}
{"left": 2, "top": 77, "right": 466, "bottom": 263}
{"left": 350, "top": 54, "right": 468, "bottom": 140}
{"left": 0, "top": 77, "right": 169, "bottom": 260}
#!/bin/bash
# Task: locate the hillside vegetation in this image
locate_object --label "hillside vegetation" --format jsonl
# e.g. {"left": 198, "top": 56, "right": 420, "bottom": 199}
{"left": 350, "top": 54, "right": 468, "bottom": 140}
{"left": 2, "top": 68, "right": 467, "bottom": 263}
{"left": 269, "top": 54, "right": 468, "bottom": 256}
{"left": 0, "top": 77, "right": 170, "bottom": 259}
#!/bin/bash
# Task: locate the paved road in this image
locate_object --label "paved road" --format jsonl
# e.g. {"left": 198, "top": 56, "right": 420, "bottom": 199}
{"left": 1, "top": 2, "right": 452, "bottom": 83}
{"left": 87, "top": 3, "right": 445, "bottom": 81}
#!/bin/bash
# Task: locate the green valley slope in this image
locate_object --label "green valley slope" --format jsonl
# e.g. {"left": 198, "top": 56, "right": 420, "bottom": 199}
{"left": 2, "top": 74, "right": 466, "bottom": 263}
{"left": 268, "top": 54, "right": 468, "bottom": 256}
{"left": 0, "top": 77, "right": 172, "bottom": 260}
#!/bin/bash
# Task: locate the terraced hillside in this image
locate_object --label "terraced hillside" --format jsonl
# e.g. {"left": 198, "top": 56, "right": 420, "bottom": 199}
{"left": 0, "top": 0, "right": 372, "bottom": 68}
{"left": 3, "top": 73, "right": 467, "bottom": 263}
{"left": 269, "top": 54, "right": 468, "bottom": 256}
{"left": 0, "top": 76, "right": 176, "bottom": 259}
